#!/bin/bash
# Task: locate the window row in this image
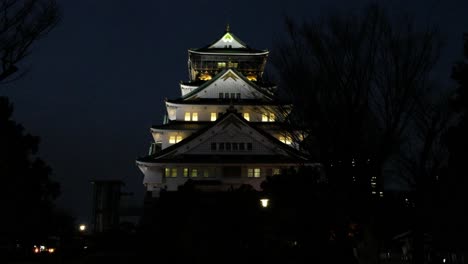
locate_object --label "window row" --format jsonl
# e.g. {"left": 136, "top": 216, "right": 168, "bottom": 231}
{"left": 182, "top": 111, "right": 275, "bottom": 122}
{"left": 219, "top": 93, "right": 241, "bottom": 99}
{"left": 164, "top": 167, "right": 281, "bottom": 178}
{"left": 164, "top": 168, "right": 210, "bottom": 178}
{"left": 210, "top": 142, "right": 253, "bottom": 151}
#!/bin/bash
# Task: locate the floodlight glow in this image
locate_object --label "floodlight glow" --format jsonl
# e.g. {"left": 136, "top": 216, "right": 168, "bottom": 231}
{"left": 260, "top": 198, "right": 269, "bottom": 208}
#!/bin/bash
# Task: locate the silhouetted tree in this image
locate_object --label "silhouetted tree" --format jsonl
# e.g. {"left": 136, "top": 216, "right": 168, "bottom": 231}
{"left": 271, "top": 4, "right": 442, "bottom": 264}
{"left": 0, "top": 0, "right": 59, "bottom": 82}
{"left": 0, "top": 97, "right": 61, "bottom": 241}
{"left": 443, "top": 33, "right": 468, "bottom": 258}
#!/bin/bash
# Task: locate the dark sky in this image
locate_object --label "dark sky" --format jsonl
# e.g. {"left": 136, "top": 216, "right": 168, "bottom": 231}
{"left": 2, "top": 0, "right": 467, "bottom": 224}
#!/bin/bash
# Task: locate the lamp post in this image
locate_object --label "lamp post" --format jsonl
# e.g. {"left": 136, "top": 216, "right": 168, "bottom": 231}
{"left": 79, "top": 224, "right": 87, "bottom": 232}
{"left": 260, "top": 198, "right": 269, "bottom": 208}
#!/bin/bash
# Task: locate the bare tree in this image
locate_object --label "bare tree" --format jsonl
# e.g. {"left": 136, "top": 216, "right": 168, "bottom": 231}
{"left": 0, "top": 0, "right": 59, "bottom": 83}
{"left": 271, "top": 4, "right": 443, "bottom": 264}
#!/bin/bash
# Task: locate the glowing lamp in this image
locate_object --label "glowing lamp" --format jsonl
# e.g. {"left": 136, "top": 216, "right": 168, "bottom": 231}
{"left": 260, "top": 198, "right": 269, "bottom": 208}
{"left": 79, "top": 224, "right": 86, "bottom": 232}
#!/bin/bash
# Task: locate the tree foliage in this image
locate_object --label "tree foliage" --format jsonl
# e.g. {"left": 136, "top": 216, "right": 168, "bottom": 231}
{"left": 0, "top": 0, "right": 59, "bottom": 82}
{"left": 0, "top": 97, "right": 61, "bottom": 239}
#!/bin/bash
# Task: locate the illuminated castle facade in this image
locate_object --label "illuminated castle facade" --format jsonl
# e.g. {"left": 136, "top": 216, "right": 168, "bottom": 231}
{"left": 137, "top": 26, "right": 312, "bottom": 196}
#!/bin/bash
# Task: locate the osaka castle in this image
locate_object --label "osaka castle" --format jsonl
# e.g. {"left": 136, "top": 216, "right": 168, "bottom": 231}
{"left": 136, "top": 26, "right": 313, "bottom": 197}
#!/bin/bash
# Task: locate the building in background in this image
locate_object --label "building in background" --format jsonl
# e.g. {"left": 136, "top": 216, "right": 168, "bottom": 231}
{"left": 136, "top": 26, "right": 314, "bottom": 197}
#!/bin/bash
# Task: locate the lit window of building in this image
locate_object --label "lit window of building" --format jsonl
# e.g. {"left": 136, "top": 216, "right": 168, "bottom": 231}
{"left": 183, "top": 168, "right": 189, "bottom": 177}
{"left": 171, "top": 168, "right": 177, "bottom": 177}
{"left": 169, "top": 136, "right": 176, "bottom": 144}
{"left": 262, "top": 112, "right": 275, "bottom": 122}
{"left": 203, "top": 170, "right": 209, "bottom": 177}
{"left": 248, "top": 168, "right": 261, "bottom": 178}
{"left": 246, "top": 75, "right": 257, "bottom": 81}
{"left": 211, "top": 112, "right": 217, "bottom": 121}
{"left": 169, "top": 135, "right": 182, "bottom": 144}
{"left": 184, "top": 112, "right": 198, "bottom": 121}
{"left": 254, "top": 168, "right": 261, "bottom": 178}
{"left": 164, "top": 168, "right": 170, "bottom": 177}
{"left": 191, "top": 169, "right": 198, "bottom": 177}
{"left": 217, "top": 62, "right": 226, "bottom": 68}
{"left": 243, "top": 113, "right": 250, "bottom": 121}
{"left": 279, "top": 136, "right": 292, "bottom": 144}
{"left": 273, "top": 168, "right": 281, "bottom": 175}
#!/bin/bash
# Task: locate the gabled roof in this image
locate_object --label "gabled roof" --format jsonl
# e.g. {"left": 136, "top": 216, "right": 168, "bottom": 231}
{"left": 188, "top": 26, "right": 268, "bottom": 55}
{"left": 137, "top": 110, "right": 312, "bottom": 165}
{"left": 182, "top": 68, "right": 274, "bottom": 101}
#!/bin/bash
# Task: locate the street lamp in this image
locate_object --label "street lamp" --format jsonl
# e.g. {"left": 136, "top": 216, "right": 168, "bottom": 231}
{"left": 79, "top": 224, "right": 86, "bottom": 232}
{"left": 260, "top": 198, "right": 269, "bottom": 208}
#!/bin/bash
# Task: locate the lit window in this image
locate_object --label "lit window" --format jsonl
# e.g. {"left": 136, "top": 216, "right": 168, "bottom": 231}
{"left": 203, "top": 170, "right": 209, "bottom": 178}
{"left": 169, "top": 135, "right": 182, "bottom": 144}
{"left": 273, "top": 168, "right": 281, "bottom": 175}
{"left": 171, "top": 168, "right": 177, "bottom": 177}
{"left": 243, "top": 113, "right": 250, "bottom": 121}
{"left": 246, "top": 75, "right": 257, "bottom": 81}
{"left": 183, "top": 168, "right": 189, "bottom": 177}
{"left": 192, "top": 112, "right": 198, "bottom": 121}
{"left": 217, "top": 62, "right": 226, "bottom": 68}
{"left": 269, "top": 113, "right": 275, "bottom": 121}
{"left": 248, "top": 168, "right": 261, "bottom": 178}
{"left": 279, "top": 136, "right": 292, "bottom": 145}
{"left": 262, "top": 112, "right": 275, "bottom": 122}
{"left": 199, "top": 73, "right": 212, "bottom": 81}
{"left": 184, "top": 112, "right": 191, "bottom": 121}
{"left": 191, "top": 169, "right": 198, "bottom": 177}
{"left": 228, "top": 62, "right": 238, "bottom": 68}
{"left": 211, "top": 113, "right": 217, "bottom": 121}
{"left": 254, "top": 168, "right": 261, "bottom": 178}
{"left": 164, "top": 168, "right": 170, "bottom": 177}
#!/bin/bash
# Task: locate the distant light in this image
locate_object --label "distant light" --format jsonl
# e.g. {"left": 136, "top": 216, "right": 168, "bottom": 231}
{"left": 48, "top": 248, "right": 55, "bottom": 253}
{"left": 443, "top": 258, "right": 446, "bottom": 263}
{"left": 79, "top": 224, "right": 86, "bottom": 231}
{"left": 33, "top": 247, "right": 39, "bottom": 253}
{"left": 260, "top": 198, "right": 269, "bottom": 208}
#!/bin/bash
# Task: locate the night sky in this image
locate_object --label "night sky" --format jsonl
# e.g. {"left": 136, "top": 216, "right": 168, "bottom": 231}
{"left": 2, "top": 0, "right": 467, "bottom": 224}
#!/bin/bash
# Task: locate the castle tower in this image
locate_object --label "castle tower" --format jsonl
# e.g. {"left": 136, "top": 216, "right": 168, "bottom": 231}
{"left": 136, "top": 26, "right": 313, "bottom": 196}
